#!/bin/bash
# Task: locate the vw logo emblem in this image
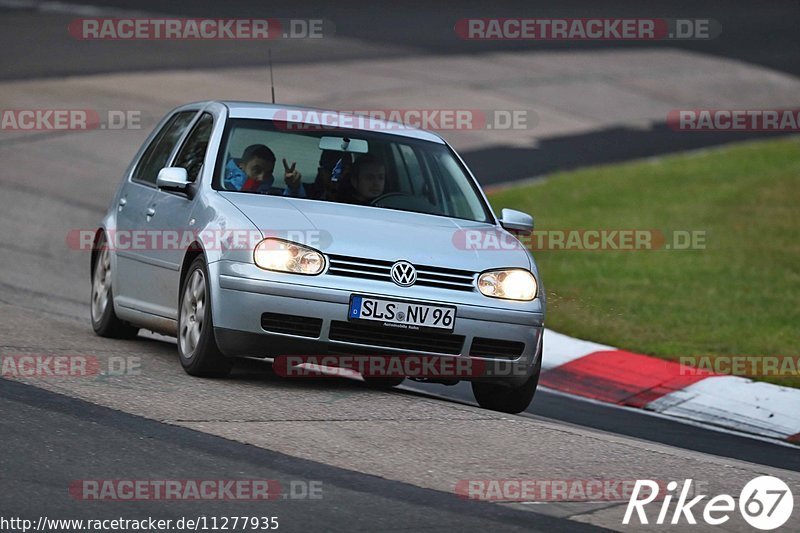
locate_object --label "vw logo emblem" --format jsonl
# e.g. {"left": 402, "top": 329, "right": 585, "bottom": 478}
{"left": 390, "top": 261, "right": 417, "bottom": 287}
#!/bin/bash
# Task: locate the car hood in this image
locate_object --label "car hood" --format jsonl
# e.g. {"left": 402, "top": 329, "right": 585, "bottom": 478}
{"left": 219, "top": 192, "right": 532, "bottom": 271}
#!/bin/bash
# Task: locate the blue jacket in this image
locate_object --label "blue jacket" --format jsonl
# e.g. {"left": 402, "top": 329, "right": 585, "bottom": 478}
{"left": 224, "top": 159, "right": 306, "bottom": 197}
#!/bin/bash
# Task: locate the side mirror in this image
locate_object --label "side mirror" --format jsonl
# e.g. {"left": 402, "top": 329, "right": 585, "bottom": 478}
{"left": 499, "top": 208, "right": 534, "bottom": 234}
{"left": 156, "top": 167, "right": 190, "bottom": 192}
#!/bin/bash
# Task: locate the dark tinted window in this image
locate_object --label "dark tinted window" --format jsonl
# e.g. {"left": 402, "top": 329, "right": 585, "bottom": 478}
{"left": 174, "top": 113, "right": 214, "bottom": 182}
{"left": 132, "top": 111, "right": 196, "bottom": 184}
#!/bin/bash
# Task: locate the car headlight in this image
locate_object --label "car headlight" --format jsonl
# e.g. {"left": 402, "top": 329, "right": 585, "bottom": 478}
{"left": 478, "top": 269, "right": 538, "bottom": 301}
{"left": 253, "top": 238, "right": 325, "bottom": 275}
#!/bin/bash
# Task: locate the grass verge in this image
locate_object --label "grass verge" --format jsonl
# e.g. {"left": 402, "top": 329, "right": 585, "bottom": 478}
{"left": 487, "top": 137, "right": 800, "bottom": 387}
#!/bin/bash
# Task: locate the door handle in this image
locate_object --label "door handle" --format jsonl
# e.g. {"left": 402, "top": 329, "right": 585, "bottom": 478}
{"left": 145, "top": 207, "right": 156, "bottom": 217}
{"left": 118, "top": 198, "right": 127, "bottom": 207}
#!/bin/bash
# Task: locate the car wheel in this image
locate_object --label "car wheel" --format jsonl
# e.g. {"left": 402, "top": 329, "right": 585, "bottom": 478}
{"left": 178, "top": 256, "right": 233, "bottom": 378}
{"left": 471, "top": 357, "right": 541, "bottom": 414}
{"left": 90, "top": 234, "right": 139, "bottom": 339}
{"left": 362, "top": 376, "right": 405, "bottom": 389}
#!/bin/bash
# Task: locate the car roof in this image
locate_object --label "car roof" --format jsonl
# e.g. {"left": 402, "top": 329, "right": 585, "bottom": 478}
{"left": 214, "top": 101, "right": 446, "bottom": 144}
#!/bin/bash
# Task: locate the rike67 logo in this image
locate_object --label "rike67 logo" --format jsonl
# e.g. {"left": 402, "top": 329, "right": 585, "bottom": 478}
{"left": 624, "top": 476, "right": 793, "bottom": 530}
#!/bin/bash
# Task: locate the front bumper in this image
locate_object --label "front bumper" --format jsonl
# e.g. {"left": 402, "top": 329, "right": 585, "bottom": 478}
{"left": 209, "top": 261, "right": 544, "bottom": 384}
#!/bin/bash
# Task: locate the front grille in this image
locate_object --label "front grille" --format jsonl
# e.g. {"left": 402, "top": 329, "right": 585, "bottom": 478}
{"left": 469, "top": 337, "right": 525, "bottom": 359}
{"left": 327, "top": 254, "right": 475, "bottom": 292}
{"left": 261, "top": 313, "right": 323, "bottom": 338}
{"left": 329, "top": 320, "right": 465, "bottom": 355}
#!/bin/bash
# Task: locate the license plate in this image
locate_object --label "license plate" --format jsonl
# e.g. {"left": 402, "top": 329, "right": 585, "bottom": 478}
{"left": 348, "top": 295, "right": 456, "bottom": 332}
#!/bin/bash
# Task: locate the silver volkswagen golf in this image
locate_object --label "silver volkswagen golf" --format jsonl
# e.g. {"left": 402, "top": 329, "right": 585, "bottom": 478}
{"left": 90, "top": 101, "right": 545, "bottom": 413}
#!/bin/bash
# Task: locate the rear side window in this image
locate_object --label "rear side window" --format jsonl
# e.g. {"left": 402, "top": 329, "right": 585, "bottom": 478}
{"left": 174, "top": 113, "right": 214, "bottom": 182}
{"left": 132, "top": 110, "right": 196, "bottom": 185}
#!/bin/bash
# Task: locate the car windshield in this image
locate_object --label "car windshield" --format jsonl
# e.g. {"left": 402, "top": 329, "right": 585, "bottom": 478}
{"left": 214, "top": 118, "right": 493, "bottom": 223}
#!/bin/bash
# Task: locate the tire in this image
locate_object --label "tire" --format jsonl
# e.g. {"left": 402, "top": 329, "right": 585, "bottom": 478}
{"left": 471, "top": 356, "right": 541, "bottom": 414}
{"left": 177, "top": 256, "right": 233, "bottom": 378}
{"left": 362, "top": 376, "right": 405, "bottom": 389}
{"left": 90, "top": 234, "right": 139, "bottom": 339}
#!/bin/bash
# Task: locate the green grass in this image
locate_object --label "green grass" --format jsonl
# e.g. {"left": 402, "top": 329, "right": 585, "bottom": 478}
{"left": 487, "top": 137, "right": 800, "bottom": 387}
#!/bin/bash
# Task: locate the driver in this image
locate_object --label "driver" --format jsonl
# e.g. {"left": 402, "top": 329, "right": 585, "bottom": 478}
{"left": 341, "top": 154, "right": 385, "bottom": 205}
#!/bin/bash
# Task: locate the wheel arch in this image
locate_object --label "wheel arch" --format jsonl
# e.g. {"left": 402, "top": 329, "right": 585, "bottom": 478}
{"left": 179, "top": 241, "right": 207, "bottom": 294}
{"left": 89, "top": 228, "right": 105, "bottom": 278}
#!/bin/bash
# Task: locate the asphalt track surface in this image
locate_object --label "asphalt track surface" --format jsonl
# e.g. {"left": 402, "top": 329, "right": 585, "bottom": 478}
{"left": 2, "top": 0, "right": 799, "bottom": 181}
{"left": 1, "top": 2, "right": 800, "bottom": 531}
{"left": 3, "top": 0, "right": 799, "bottom": 79}
{"left": 0, "top": 378, "right": 593, "bottom": 532}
